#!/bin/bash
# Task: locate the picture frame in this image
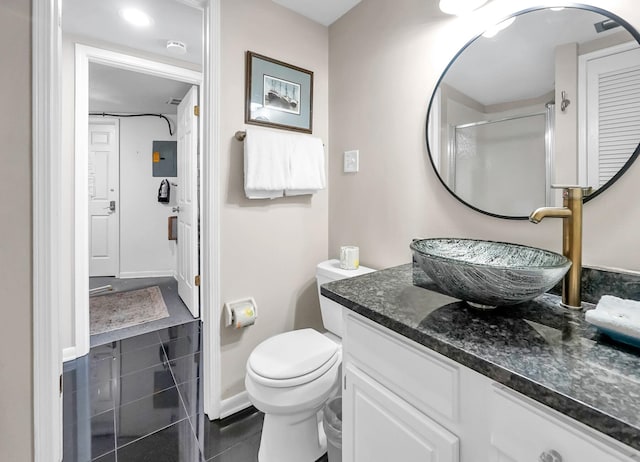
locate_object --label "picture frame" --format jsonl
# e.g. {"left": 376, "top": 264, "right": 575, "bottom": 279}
{"left": 245, "top": 51, "right": 314, "bottom": 133}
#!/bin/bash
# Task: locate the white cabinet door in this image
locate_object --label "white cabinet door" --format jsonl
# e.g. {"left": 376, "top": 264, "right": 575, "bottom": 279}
{"left": 343, "top": 364, "right": 459, "bottom": 462}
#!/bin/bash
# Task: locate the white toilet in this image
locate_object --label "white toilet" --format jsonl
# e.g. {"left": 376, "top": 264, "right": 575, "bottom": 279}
{"left": 245, "top": 259, "right": 375, "bottom": 462}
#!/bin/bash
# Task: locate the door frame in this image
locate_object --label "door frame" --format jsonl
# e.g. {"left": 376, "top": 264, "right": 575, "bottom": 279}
{"left": 32, "top": 1, "right": 223, "bottom": 460}
{"left": 33, "top": 0, "right": 63, "bottom": 459}
{"left": 88, "top": 117, "right": 120, "bottom": 279}
{"left": 73, "top": 44, "right": 203, "bottom": 358}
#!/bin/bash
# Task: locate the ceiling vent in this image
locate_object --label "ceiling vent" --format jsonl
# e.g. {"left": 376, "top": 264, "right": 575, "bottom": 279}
{"left": 167, "top": 98, "right": 182, "bottom": 105}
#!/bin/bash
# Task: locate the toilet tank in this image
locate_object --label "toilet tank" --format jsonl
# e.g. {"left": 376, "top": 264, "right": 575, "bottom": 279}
{"left": 316, "top": 259, "right": 375, "bottom": 339}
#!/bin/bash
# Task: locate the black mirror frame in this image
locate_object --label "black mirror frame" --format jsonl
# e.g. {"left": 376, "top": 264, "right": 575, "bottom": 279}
{"left": 425, "top": 3, "right": 640, "bottom": 220}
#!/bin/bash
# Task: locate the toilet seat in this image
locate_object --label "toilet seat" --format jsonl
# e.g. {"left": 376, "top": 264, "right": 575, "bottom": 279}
{"left": 247, "top": 328, "right": 340, "bottom": 388}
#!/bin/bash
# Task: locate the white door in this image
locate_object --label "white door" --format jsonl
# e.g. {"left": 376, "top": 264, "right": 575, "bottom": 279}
{"left": 176, "top": 86, "right": 200, "bottom": 317}
{"left": 88, "top": 120, "right": 119, "bottom": 277}
{"left": 581, "top": 45, "right": 640, "bottom": 188}
{"left": 343, "top": 364, "right": 459, "bottom": 462}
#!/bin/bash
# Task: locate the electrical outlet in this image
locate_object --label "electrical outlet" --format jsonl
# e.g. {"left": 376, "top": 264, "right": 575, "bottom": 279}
{"left": 344, "top": 150, "right": 359, "bottom": 173}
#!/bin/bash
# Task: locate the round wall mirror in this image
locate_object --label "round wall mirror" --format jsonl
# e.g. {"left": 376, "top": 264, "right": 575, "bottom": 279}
{"left": 426, "top": 6, "right": 640, "bottom": 219}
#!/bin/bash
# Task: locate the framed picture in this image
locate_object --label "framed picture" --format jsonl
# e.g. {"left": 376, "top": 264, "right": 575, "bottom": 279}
{"left": 245, "top": 51, "right": 313, "bottom": 133}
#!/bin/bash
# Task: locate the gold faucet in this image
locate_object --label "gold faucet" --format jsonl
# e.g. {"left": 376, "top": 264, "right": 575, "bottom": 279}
{"left": 529, "top": 186, "right": 592, "bottom": 310}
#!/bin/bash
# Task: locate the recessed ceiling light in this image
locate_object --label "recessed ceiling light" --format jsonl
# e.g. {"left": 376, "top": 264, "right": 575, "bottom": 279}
{"left": 119, "top": 8, "right": 152, "bottom": 27}
{"left": 439, "top": 0, "right": 489, "bottom": 15}
{"left": 550, "top": 7, "right": 565, "bottom": 11}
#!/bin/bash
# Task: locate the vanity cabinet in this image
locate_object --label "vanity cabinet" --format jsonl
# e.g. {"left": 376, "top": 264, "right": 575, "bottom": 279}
{"left": 341, "top": 311, "right": 640, "bottom": 462}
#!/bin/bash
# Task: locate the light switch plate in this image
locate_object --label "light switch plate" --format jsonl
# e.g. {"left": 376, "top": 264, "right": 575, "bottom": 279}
{"left": 344, "top": 150, "right": 359, "bottom": 173}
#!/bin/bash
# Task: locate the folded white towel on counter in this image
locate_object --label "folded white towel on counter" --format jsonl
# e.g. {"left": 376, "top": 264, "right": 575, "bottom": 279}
{"left": 585, "top": 295, "right": 640, "bottom": 339}
{"left": 244, "top": 127, "right": 289, "bottom": 199}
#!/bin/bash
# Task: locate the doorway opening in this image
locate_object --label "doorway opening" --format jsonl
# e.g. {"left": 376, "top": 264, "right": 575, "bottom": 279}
{"left": 86, "top": 69, "right": 200, "bottom": 345}
{"left": 74, "top": 44, "right": 203, "bottom": 357}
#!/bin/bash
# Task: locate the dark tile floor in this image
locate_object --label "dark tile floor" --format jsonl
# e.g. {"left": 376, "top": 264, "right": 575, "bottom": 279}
{"left": 63, "top": 320, "right": 266, "bottom": 461}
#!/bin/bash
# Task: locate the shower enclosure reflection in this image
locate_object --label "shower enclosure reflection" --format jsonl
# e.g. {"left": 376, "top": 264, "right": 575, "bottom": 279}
{"left": 444, "top": 93, "right": 554, "bottom": 216}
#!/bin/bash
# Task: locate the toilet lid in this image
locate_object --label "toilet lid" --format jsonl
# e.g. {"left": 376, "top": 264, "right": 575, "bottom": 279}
{"left": 248, "top": 329, "right": 339, "bottom": 380}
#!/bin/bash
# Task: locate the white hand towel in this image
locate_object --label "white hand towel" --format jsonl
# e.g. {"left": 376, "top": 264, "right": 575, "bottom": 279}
{"left": 244, "top": 127, "right": 289, "bottom": 199}
{"left": 286, "top": 134, "right": 325, "bottom": 195}
{"left": 245, "top": 189, "right": 284, "bottom": 200}
{"left": 585, "top": 295, "right": 640, "bottom": 339}
{"left": 285, "top": 189, "right": 317, "bottom": 197}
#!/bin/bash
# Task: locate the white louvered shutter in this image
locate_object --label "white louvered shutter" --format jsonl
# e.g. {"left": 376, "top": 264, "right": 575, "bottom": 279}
{"left": 586, "top": 47, "right": 640, "bottom": 188}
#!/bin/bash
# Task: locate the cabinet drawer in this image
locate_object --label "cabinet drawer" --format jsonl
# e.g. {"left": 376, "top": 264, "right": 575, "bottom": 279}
{"left": 344, "top": 313, "right": 459, "bottom": 422}
{"left": 490, "top": 385, "right": 639, "bottom": 462}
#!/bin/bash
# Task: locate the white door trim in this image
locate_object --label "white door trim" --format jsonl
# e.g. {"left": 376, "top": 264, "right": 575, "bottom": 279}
{"left": 202, "top": 0, "right": 223, "bottom": 420}
{"left": 74, "top": 44, "right": 203, "bottom": 358}
{"left": 33, "top": 0, "right": 63, "bottom": 460}
{"left": 33, "top": 1, "right": 223, "bottom": 459}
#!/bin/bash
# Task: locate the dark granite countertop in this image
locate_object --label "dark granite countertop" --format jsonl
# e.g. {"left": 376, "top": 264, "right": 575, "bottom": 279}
{"left": 321, "top": 264, "right": 640, "bottom": 451}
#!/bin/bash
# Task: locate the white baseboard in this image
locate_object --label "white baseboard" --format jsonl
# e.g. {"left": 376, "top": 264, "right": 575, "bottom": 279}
{"left": 219, "top": 391, "right": 252, "bottom": 419}
{"left": 119, "top": 270, "right": 175, "bottom": 279}
{"left": 62, "top": 347, "right": 77, "bottom": 363}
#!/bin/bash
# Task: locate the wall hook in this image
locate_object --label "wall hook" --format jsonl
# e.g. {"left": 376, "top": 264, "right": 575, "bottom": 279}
{"left": 561, "top": 91, "right": 570, "bottom": 112}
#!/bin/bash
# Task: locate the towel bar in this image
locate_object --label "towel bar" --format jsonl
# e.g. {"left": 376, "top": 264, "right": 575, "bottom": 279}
{"left": 234, "top": 129, "right": 324, "bottom": 146}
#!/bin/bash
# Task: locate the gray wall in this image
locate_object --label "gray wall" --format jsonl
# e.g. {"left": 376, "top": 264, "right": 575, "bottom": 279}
{"left": 329, "top": 0, "right": 640, "bottom": 272}
{"left": 218, "top": 0, "right": 329, "bottom": 398}
{"left": 117, "top": 116, "right": 178, "bottom": 278}
{"left": 0, "top": 0, "right": 33, "bottom": 460}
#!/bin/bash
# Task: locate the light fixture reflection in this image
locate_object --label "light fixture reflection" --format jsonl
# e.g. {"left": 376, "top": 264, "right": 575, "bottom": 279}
{"left": 119, "top": 8, "right": 152, "bottom": 27}
{"left": 482, "top": 16, "right": 516, "bottom": 38}
{"left": 439, "top": 0, "right": 489, "bottom": 15}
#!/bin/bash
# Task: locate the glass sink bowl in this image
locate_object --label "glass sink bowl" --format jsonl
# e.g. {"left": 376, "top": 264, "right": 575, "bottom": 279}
{"left": 410, "top": 238, "right": 571, "bottom": 308}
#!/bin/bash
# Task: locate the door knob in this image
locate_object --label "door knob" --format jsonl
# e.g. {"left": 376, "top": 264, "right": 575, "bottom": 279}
{"left": 104, "top": 201, "right": 116, "bottom": 212}
{"left": 172, "top": 206, "right": 180, "bottom": 213}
